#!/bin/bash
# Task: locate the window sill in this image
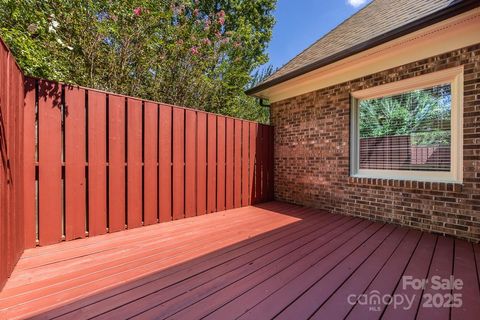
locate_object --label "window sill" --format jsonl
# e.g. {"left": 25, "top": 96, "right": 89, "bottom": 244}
{"left": 348, "top": 175, "right": 463, "bottom": 192}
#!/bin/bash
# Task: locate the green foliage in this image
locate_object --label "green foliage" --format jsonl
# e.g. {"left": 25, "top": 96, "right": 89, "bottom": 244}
{"left": 0, "top": 0, "right": 276, "bottom": 123}
{"left": 359, "top": 85, "right": 452, "bottom": 145}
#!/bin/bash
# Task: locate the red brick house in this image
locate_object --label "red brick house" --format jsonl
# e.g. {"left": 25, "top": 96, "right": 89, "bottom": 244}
{"left": 247, "top": 0, "right": 480, "bottom": 242}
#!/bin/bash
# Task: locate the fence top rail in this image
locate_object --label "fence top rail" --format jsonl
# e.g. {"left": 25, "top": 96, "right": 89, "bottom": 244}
{"left": 25, "top": 75, "right": 272, "bottom": 127}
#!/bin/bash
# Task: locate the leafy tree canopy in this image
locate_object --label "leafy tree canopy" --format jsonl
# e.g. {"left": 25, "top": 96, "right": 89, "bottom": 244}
{"left": 0, "top": 0, "right": 276, "bottom": 123}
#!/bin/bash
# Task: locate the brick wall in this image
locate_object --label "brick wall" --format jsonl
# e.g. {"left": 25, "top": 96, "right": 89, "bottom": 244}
{"left": 271, "top": 44, "right": 480, "bottom": 242}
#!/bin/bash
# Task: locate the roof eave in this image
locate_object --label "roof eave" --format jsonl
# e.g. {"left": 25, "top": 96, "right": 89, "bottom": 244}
{"left": 246, "top": 0, "right": 480, "bottom": 97}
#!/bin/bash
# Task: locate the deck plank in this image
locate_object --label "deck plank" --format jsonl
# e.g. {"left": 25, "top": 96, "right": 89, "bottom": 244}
{"left": 0, "top": 202, "right": 477, "bottom": 320}
{"left": 92, "top": 212, "right": 351, "bottom": 319}
{"left": 273, "top": 225, "right": 397, "bottom": 320}
{"left": 0, "top": 204, "right": 307, "bottom": 317}
{"left": 235, "top": 223, "right": 385, "bottom": 320}
{"left": 345, "top": 229, "right": 422, "bottom": 320}
{"left": 8, "top": 207, "right": 274, "bottom": 285}
{"left": 182, "top": 219, "right": 370, "bottom": 320}
{"left": 308, "top": 227, "right": 410, "bottom": 320}
{"left": 41, "top": 205, "right": 317, "bottom": 319}
{"left": 451, "top": 239, "right": 480, "bottom": 320}
{"left": 47, "top": 206, "right": 323, "bottom": 319}
{"left": 381, "top": 232, "right": 437, "bottom": 320}
{"left": 416, "top": 236, "right": 454, "bottom": 320}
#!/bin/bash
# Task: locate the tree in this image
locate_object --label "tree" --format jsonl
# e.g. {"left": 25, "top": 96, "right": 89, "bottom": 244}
{"left": 0, "top": 0, "right": 276, "bottom": 122}
{"left": 359, "top": 85, "right": 451, "bottom": 145}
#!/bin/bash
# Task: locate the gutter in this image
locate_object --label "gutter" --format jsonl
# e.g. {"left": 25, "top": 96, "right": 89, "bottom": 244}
{"left": 246, "top": 0, "right": 480, "bottom": 96}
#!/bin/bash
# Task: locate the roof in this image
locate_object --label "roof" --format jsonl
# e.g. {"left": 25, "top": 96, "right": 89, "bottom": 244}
{"left": 247, "top": 0, "right": 479, "bottom": 96}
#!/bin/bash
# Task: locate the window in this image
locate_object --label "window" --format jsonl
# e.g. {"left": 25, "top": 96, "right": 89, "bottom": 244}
{"left": 350, "top": 67, "right": 463, "bottom": 183}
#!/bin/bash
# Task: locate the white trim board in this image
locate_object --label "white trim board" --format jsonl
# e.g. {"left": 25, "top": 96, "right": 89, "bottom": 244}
{"left": 349, "top": 67, "right": 463, "bottom": 183}
{"left": 258, "top": 8, "right": 480, "bottom": 103}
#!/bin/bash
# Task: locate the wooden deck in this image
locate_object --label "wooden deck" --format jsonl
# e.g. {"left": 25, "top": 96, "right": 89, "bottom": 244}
{"left": 0, "top": 202, "right": 479, "bottom": 320}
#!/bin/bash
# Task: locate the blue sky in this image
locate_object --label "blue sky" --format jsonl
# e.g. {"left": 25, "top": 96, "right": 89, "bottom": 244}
{"left": 265, "top": 0, "right": 371, "bottom": 70}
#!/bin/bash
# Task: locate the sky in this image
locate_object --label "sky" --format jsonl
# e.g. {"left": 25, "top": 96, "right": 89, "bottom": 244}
{"left": 265, "top": 0, "right": 371, "bottom": 71}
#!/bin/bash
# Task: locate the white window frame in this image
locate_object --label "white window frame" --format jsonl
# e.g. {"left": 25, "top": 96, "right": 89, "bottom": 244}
{"left": 350, "top": 66, "right": 463, "bottom": 183}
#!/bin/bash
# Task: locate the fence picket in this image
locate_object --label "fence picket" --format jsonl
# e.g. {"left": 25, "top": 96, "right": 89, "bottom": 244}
{"left": 172, "top": 108, "right": 185, "bottom": 220}
{"left": 241, "top": 121, "right": 249, "bottom": 207}
{"left": 196, "top": 113, "right": 207, "bottom": 216}
{"left": 144, "top": 102, "right": 158, "bottom": 225}
{"left": 87, "top": 91, "right": 107, "bottom": 236}
{"left": 234, "top": 119, "right": 242, "bottom": 208}
{"left": 38, "top": 80, "right": 62, "bottom": 245}
{"left": 185, "top": 110, "right": 196, "bottom": 218}
{"left": 216, "top": 117, "right": 226, "bottom": 212}
{"left": 108, "top": 95, "right": 126, "bottom": 232}
{"left": 225, "top": 118, "right": 234, "bottom": 210}
{"left": 23, "top": 78, "right": 36, "bottom": 247}
{"left": 207, "top": 114, "right": 217, "bottom": 213}
{"left": 127, "top": 98, "right": 142, "bottom": 228}
{"left": 65, "top": 86, "right": 86, "bottom": 240}
{"left": 158, "top": 105, "right": 172, "bottom": 222}
{"left": 255, "top": 125, "right": 263, "bottom": 204}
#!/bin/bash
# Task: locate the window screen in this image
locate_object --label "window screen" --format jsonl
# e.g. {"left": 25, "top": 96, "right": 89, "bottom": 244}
{"left": 358, "top": 84, "right": 451, "bottom": 172}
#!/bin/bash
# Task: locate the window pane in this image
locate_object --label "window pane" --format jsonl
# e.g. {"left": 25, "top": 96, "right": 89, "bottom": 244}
{"left": 359, "top": 84, "right": 451, "bottom": 171}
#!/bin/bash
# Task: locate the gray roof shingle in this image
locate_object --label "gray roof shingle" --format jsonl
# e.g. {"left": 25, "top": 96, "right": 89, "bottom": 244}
{"left": 249, "top": 0, "right": 477, "bottom": 95}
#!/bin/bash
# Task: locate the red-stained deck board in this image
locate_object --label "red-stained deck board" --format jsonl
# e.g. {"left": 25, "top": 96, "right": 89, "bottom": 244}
{"left": 1, "top": 203, "right": 478, "bottom": 320}
{"left": 274, "top": 225, "right": 396, "bottom": 320}
{"left": 382, "top": 232, "right": 438, "bottom": 320}
{"left": 158, "top": 105, "right": 172, "bottom": 222}
{"left": 23, "top": 78, "right": 36, "bottom": 248}
{"left": 64, "top": 86, "right": 86, "bottom": 240}
{"left": 172, "top": 108, "right": 185, "bottom": 220}
{"left": 143, "top": 102, "right": 158, "bottom": 225}
{"left": 234, "top": 119, "right": 242, "bottom": 208}
{"left": 207, "top": 114, "right": 217, "bottom": 214}
{"left": 416, "top": 236, "right": 454, "bottom": 320}
{"left": 451, "top": 239, "right": 480, "bottom": 320}
{"left": 475, "top": 245, "right": 480, "bottom": 309}
{"left": 345, "top": 229, "right": 422, "bottom": 320}
{"left": 167, "top": 216, "right": 359, "bottom": 320}
{"left": 185, "top": 110, "right": 197, "bottom": 218}
{"left": 108, "top": 95, "right": 126, "bottom": 232}
{"left": 101, "top": 213, "right": 349, "bottom": 320}
{"left": 238, "top": 222, "right": 384, "bottom": 320}
{"left": 225, "top": 118, "right": 234, "bottom": 210}
{"left": 309, "top": 227, "right": 409, "bottom": 320}
{"left": 2, "top": 216, "right": 273, "bottom": 317}
{"left": 127, "top": 98, "right": 143, "bottom": 228}
{"left": 205, "top": 219, "right": 368, "bottom": 320}
{"left": 38, "top": 80, "right": 63, "bottom": 246}
{"left": 216, "top": 117, "right": 226, "bottom": 212}
{"left": 42, "top": 206, "right": 313, "bottom": 319}
{"left": 196, "top": 113, "right": 207, "bottom": 216}
{"left": 202, "top": 217, "right": 368, "bottom": 319}
{"left": 87, "top": 91, "right": 107, "bottom": 236}
{"left": 28, "top": 204, "right": 312, "bottom": 319}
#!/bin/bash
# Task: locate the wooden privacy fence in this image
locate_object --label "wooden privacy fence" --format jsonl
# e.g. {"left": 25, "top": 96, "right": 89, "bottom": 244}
{"left": 23, "top": 77, "right": 274, "bottom": 247}
{"left": 360, "top": 135, "right": 451, "bottom": 171}
{"left": 0, "top": 40, "right": 25, "bottom": 289}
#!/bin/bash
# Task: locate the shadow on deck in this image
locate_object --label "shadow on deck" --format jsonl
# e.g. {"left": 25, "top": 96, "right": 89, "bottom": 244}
{"left": 0, "top": 202, "right": 479, "bottom": 320}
